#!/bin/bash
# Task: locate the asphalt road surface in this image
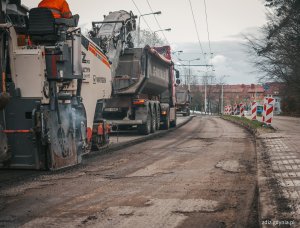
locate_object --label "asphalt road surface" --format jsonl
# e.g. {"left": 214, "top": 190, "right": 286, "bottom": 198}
{"left": 0, "top": 116, "right": 258, "bottom": 228}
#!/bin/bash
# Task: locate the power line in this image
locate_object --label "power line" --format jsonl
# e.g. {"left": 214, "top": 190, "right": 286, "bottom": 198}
{"left": 145, "top": 0, "right": 170, "bottom": 45}
{"left": 187, "top": 0, "right": 205, "bottom": 57}
{"left": 131, "top": 0, "right": 153, "bottom": 32}
{"left": 203, "top": 0, "right": 212, "bottom": 55}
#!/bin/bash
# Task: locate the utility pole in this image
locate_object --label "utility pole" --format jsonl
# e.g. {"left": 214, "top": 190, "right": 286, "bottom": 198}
{"left": 221, "top": 83, "right": 224, "bottom": 114}
{"left": 178, "top": 58, "right": 200, "bottom": 90}
{"left": 220, "top": 75, "right": 229, "bottom": 114}
{"left": 204, "top": 78, "right": 207, "bottom": 114}
{"left": 202, "top": 75, "right": 216, "bottom": 114}
{"left": 137, "top": 11, "right": 161, "bottom": 47}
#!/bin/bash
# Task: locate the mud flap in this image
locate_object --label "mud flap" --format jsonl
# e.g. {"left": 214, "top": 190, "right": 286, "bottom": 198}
{"left": 45, "top": 104, "right": 81, "bottom": 170}
{"left": 72, "top": 103, "right": 88, "bottom": 155}
{"left": 0, "top": 124, "right": 9, "bottom": 162}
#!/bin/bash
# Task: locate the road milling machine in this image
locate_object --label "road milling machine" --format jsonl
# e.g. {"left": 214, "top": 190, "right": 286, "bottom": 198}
{"left": 0, "top": 0, "right": 112, "bottom": 170}
{"left": 89, "top": 11, "right": 179, "bottom": 135}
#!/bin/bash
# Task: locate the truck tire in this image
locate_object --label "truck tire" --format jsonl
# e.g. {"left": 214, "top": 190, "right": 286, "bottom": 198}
{"left": 138, "top": 109, "right": 151, "bottom": 135}
{"left": 156, "top": 107, "right": 160, "bottom": 131}
{"left": 150, "top": 108, "right": 156, "bottom": 133}
{"left": 187, "top": 109, "right": 191, "bottom": 116}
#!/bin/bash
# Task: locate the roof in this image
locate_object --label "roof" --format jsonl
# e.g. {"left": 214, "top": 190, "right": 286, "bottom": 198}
{"left": 191, "top": 84, "right": 265, "bottom": 93}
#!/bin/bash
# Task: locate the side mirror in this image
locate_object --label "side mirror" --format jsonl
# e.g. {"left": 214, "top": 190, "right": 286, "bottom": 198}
{"left": 175, "top": 70, "right": 180, "bottom": 79}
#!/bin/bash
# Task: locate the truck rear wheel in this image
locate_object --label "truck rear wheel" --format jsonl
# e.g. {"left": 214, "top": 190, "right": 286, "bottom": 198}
{"left": 138, "top": 109, "right": 151, "bottom": 135}
{"left": 150, "top": 108, "right": 156, "bottom": 133}
{"left": 156, "top": 108, "right": 160, "bottom": 131}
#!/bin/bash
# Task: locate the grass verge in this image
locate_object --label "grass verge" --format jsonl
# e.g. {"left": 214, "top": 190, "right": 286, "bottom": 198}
{"left": 221, "top": 115, "right": 274, "bottom": 134}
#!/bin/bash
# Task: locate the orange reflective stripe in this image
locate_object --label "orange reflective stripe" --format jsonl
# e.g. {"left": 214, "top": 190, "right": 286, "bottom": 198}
{"left": 61, "top": 12, "right": 72, "bottom": 18}
{"left": 49, "top": 8, "right": 62, "bottom": 18}
{"left": 49, "top": 8, "right": 61, "bottom": 14}
{"left": 2, "top": 130, "right": 31, "bottom": 133}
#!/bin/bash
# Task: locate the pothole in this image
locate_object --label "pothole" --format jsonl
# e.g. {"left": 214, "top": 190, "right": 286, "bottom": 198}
{"left": 216, "top": 160, "right": 244, "bottom": 173}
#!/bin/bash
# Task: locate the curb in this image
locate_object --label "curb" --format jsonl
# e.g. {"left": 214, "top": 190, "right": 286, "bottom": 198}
{"left": 85, "top": 116, "right": 195, "bottom": 159}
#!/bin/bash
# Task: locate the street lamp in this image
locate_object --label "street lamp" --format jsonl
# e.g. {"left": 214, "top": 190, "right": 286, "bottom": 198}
{"left": 152, "top": 28, "right": 171, "bottom": 46}
{"left": 153, "top": 28, "right": 171, "bottom": 34}
{"left": 137, "top": 11, "right": 161, "bottom": 47}
{"left": 172, "top": 50, "right": 183, "bottom": 55}
{"left": 178, "top": 58, "right": 200, "bottom": 89}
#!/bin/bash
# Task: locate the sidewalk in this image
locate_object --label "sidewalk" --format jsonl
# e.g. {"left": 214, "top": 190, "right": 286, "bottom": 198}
{"left": 256, "top": 116, "right": 300, "bottom": 227}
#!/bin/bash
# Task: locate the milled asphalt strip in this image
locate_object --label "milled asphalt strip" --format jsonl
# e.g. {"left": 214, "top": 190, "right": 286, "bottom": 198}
{"left": 220, "top": 116, "right": 259, "bottom": 227}
{"left": 87, "top": 116, "right": 195, "bottom": 157}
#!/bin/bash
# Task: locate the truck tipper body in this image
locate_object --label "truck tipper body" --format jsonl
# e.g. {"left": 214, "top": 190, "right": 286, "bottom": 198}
{"left": 176, "top": 88, "right": 191, "bottom": 116}
{"left": 98, "top": 45, "right": 177, "bottom": 134}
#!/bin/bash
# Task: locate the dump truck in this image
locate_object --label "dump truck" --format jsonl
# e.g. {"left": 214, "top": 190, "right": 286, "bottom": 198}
{"left": 96, "top": 45, "right": 178, "bottom": 134}
{"left": 89, "top": 11, "right": 178, "bottom": 135}
{"left": 176, "top": 88, "right": 191, "bottom": 116}
{"left": 0, "top": 0, "right": 111, "bottom": 169}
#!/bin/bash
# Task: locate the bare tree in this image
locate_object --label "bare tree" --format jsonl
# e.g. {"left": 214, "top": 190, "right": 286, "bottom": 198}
{"left": 131, "top": 29, "right": 165, "bottom": 48}
{"left": 246, "top": 0, "right": 300, "bottom": 113}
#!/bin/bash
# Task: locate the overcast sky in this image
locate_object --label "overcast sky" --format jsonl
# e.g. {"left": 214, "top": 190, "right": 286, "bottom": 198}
{"left": 23, "top": 0, "right": 267, "bottom": 84}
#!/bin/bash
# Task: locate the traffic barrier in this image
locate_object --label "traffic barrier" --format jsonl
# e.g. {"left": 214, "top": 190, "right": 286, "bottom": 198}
{"left": 262, "top": 97, "right": 268, "bottom": 123}
{"left": 251, "top": 101, "right": 257, "bottom": 120}
{"left": 228, "top": 105, "right": 232, "bottom": 115}
{"left": 224, "top": 105, "right": 228, "bottom": 115}
{"left": 264, "top": 97, "right": 275, "bottom": 124}
{"left": 233, "top": 104, "right": 238, "bottom": 115}
{"left": 240, "top": 103, "right": 244, "bottom": 117}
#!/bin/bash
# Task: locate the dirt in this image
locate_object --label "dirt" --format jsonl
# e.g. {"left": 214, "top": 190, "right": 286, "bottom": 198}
{"left": 0, "top": 116, "right": 258, "bottom": 227}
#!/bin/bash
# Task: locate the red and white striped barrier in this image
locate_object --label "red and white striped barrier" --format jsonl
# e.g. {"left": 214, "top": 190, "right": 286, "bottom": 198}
{"left": 264, "top": 97, "right": 275, "bottom": 124}
{"left": 251, "top": 101, "right": 257, "bottom": 120}
{"left": 262, "top": 97, "right": 268, "bottom": 123}
{"left": 224, "top": 105, "right": 229, "bottom": 115}
{"left": 240, "top": 103, "right": 244, "bottom": 117}
{"left": 233, "top": 104, "right": 238, "bottom": 115}
{"left": 228, "top": 105, "right": 232, "bottom": 115}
